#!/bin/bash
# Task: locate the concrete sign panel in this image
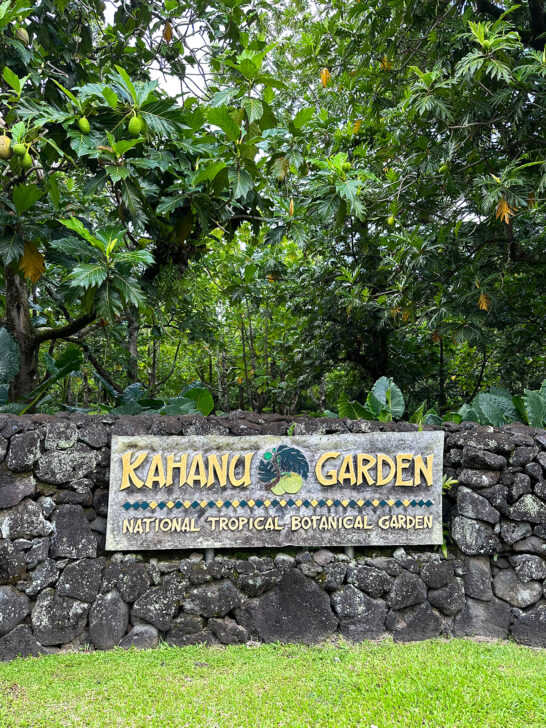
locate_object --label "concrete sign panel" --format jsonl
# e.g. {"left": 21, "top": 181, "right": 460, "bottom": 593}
{"left": 106, "top": 432, "right": 444, "bottom": 550}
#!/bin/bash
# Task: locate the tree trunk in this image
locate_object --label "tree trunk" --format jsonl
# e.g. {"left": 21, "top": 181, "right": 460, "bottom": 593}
{"left": 4, "top": 265, "right": 39, "bottom": 401}
{"left": 127, "top": 306, "right": 139, "bottom": 383}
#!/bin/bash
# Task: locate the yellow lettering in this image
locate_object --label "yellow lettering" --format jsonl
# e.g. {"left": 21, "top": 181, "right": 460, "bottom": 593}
{"left": 187, "top": 454, "right": 207, "bottom": 487}
{"left": 424, "top": 515, "right": 432, "bottom": 528}
{"left": 122, "top": 518, "right": 134, "bottom": 533}
{"left": 254, "top": 517, "right": 264, "bottom": 530}
{"left": 376, "top": 454, "right": 396, "bottom": 485}
{"left": 414, "top": 454, "right": 434, "bottom": 486}
{"left": 356, "top": 454, "right": 376, "bottom": 485}
{"left": 395, "top": 453, "right": 414, "bottom": 486}
{"left": 145, "top": 453, "right": 166, "bottom": 489}
{"left": 166, "top": 454, "right": 187, "bottom": 487}
{"left": 291, "top": 516, "right": 301, "bottom": 531}
{"left": 207, "top": 453, "right": 229, "bottom": 487}
{"left": 228, "top": 453, "right": 254, "bottom": 487}
{"left": 342, "top": 516, "right": 354, "bottom": 529}
{"left": 338, "top": 454, "right": 356, "bottom": 486}
{"left": 120, "top": 451, "right": 148, "bottom": 490}
{"left": 378, "top": 516, "right": 390, "bottom": 529}
{"left": 316, "top": 452, "right": 340, "bottom": 486}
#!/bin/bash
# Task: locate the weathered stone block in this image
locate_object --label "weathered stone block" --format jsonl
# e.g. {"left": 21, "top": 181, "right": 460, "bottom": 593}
{"left": 509, "top": 494, "right": 546, "bottom": 523}
{"left": 0, "top": 539, "right": 26, "bottom": 584}
{"left": 509, "top": 554, "right": 546, "bottom": 582}
{"left": 89, "top": 590, "right": 128, "bottom": 650}
{"left": 511, "top": 604, "right": 546, "bottom": 648}
{"left": 50, "top": 505, "right": 97, "bottom": 559}
{"left": 492, "top": 570, "right": 542, "bottom": 608}
{"left": 132, "top": 585, "right": 173, "bottom": 631}
{"left": 458, "top": 469, "right": 500, "bottom": 489}
{"left": 346, "top": 565, "right": 392, "bottom": 598}
{"left": 428, "top": 578, "right": 465, "bottom": 616}
{"left": 45, "top": 421, "right": 78, "bottom": 450}
{"left": 209, "top": 616, "right": 248, "bottom": 644}
{"left": 57, "top": 559, "right": 103, "bottom": 603}
{"left": 386, "top": 602, "right": 442, "bottom": 642}
{"left": 331, "top": 585, "right": 386, "bottom": 640}
{"left": 500, "top": 520, "right": 532, "bottom": 546}
{"left": 0, "top": 586, "right": 29, "bottom": 636}
{"left": 0, "top": 625, "right": 46, "bottom": 662}
{"left": 245, "top": 569, "right": 337, "bottom": 644}
{"left": 457, "top": 487, "right": 499, "bottom": 524}
{"left": 25, "top": 558, "right": 58, "bottom": 597}
{"left": 462, "top": 447, "right": 507, "bottom": 471}
{"left": 115, "top": 563, "right": 150, "bottom": 603}
{"left": 453, "top": 596, "right": 511, "bottom": 639}
{"left": 119, "top": 624, "right": 159, "bottom": 650}
{"left": 184, "top": 578, "right": 245, "bottom": 618}
{"left": 0, "top": 473, "right": 35, "bottom": 509}
{"left": 451, "top": 516, "right": 501, "bottom": 556}
{"left": 388, "top": 571, "right": 427, "bottom": 610}
{"left": 463, "top": 556, "right": 493, "bottom": 601}
{"left": 31, "top": 588, "right": 89, "bottom": 645}
{"left": 6, "top": 431, "right": 42, "bottom": 472}
{"left": 420, "top": 561, "right": 454, "bottom": 589}
{"left": 1, "top": 499, "right": 52, "bottom": 540}
{"left": 35, "top": 449, "right": 95, "bottom": 484}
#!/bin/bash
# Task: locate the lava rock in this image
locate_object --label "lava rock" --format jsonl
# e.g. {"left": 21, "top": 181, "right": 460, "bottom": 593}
{"left": 386, "top": 602, "right": 442, "bottom": 642}
{"left": 25, "top": 558, "right": 58, "bottom": 597}
{"left": 57, "top": 559, "right": 103, "bottom": 603}
{"left": 492, "top": 570, "right": 542, "bottom": 608}
{"left": 346, "top": 565, "right": 392, "bottom": 598}
{"left": 462, "top": 447, "right": 507, "bottom": 471}
{"left": 209, "top": 617, "right": 248, "bottom": 644}
{"left": 78, "top": 422, "right": 110, "bottom": 449}
{"left": 428, "top": 578, "right": 465, "bottom": 616}
{"left": 313, "top": 549, "right": 334, "bottom": 566}
{"left": 50, "top": 505, "right": 97, "bottom": 559}
{"left": 31, "top": 588, "right": 89, "bottom": 645}
{"left": 509, "top": 474, "right": 532, "bottom": 503}
{"left": 35, "top": 449, "right": 95, "bottom": 484}
{"left": 509, "top": 494, "right": 546, "bottom": 523}
{"left": 509, "top": 554, "right": 546, "bottom": 582}
{"left": 0, "top": 540, "right": 26, "bottom": 583}
{"left": 500, "top": 520, "right": 533, "bottom": 546}
{"left": 388, "top": 571, "right": 427, "bottom": 610}
{"left": 119, "top": 624, "right": 159, "bottom": 650}
{"left": 1, "top": 499, "right": 52, "bottom": 540}
{"left": 117, "top": 563, "right": 151, "bottom": 603}
{"left": 463, "top": 556, "right": 493, "bottom": 601}
{"left": 458, "top": 469, "right": 500, "bottom": 489}
{"left": 0, "top": 625, "right": 46, "bottom": 662}
{"left": 510, "top": 447, "right": 539, "bottom": 467}
{"left": 366, "top": 557, "right": 402, "bottom": 576}
{"left": 331, "top": 585, "right": 386, "bottom": 640}
{"left": 184, "top": 579, "right": 245, "bottom": 618}
{"left": 318, "top": 562, "right": 347, "bottom": 591}
{"left": 25, "top": 537, "right": 50, "bottom": 569}
{"left": 420, "top": 561, "right": 454, "bottom": 589}
{"left": 89, "top": 590, "right": 128, "bottom": 650}
{"left": 246, "top": 569, "right": 337, "bottom": 644}
{"left": 45, "top": 421, "right": 78, "bottom": 450}
{"left": 451, "top": 516, "right": 501, "bottom": 555}
{"left": 6, "top": 431, "right": 42, "bottom": 472}
{"left": 0, "top": 586, "right": 29, "bottom": 636}
{"left": 0, "top": 473, "right": 35, "bottom": 509}
{"left": 457, "top": 486, "right": 500, "bottom": 524}
{"left": 132, "top": 585, "right": 173, "bottom": 631}
{"left": 511, "top": 604, "right": 546, "bottom": 648}
{"left": 453, "top": 596, "right": 511, "bottom": 639}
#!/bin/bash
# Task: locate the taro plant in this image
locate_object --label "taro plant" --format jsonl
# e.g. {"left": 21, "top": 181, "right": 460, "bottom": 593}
{"left": 338, "top": 377, "right": 405, "bottom": 422}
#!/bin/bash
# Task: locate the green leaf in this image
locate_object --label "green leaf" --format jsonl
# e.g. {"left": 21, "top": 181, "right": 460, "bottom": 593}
{"left": 522, "top": 390, "right": 545, "bottom": 427}
{"left": 59, "top": 217, "right": 100, "bottom": 247}
{"left": 194, "top": 160, "right": 227, "bottom": 185}
{"left": 19, "top": 344, "right": 82, "bottom": 410}
{"left": 68, "top": 263, "right": 107, "bottom": 288}
{"left": 0, "top": 235, "right": 24, "bottom": 265}
{"left": 47, "top": 173, "right": 60, "bottom": 209}
{"left": 51, "top": 78, "right": 80, "bottom": 108}
{"left": 228, "top": 167, "right": 253, "bottom": 199}
{"left": 3, "top": 66, "right": 21, "bottom": 94}
{"left": 114, "top": 66, "right": 137, "bottom": 104}
{"left": 160, "top": 397, "right": 201, "bottom": 415}
{"left": 0, "top": 327, "right": 20, "bottom": 386}
{"left": 337, "top": 392, "right": 370, "bottom": 419}
{"left": 102, "top": 87, "right": 118, "bottom": 109}
{"left": 140, "top": 100, "right": 186, "bottom": 135}
{"left": 241, "top": 98, "right": 263, "bottom": 123}
{"left": 410, "top": 401, "right": 427, "bottom": 424}
{"left": 106, "top": 165, "right": 132, "bottom": 183}
{"left": 182, "top": 386, "right": 214, "bottom": 415}
{"left": 293, "top": 107, "right": 314, "bottom": 129}
{"left": 12, "top": 184, "right": 43, "bottom": 216}
{"left": 208, "top": 107, "right": 240, "bottom": 141}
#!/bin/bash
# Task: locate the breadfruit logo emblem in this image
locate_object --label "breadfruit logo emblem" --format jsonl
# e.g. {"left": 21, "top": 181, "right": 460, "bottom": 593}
{"left": 258, "top": 445, "right": 309, "bottom": 496}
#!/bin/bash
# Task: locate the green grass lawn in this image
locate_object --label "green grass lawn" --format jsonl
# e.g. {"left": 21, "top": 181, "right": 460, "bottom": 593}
{"left": 0, "top": 639, "right": 544, "bottom": 728}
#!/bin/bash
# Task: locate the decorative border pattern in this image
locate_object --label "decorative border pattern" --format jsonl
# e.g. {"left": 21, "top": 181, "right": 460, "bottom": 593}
{"left": 123, "top": 497, "right": 434, "bottom": 511}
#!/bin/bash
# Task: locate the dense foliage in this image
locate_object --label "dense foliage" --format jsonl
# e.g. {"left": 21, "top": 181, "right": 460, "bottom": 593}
{"left": 0, "top": 0, "right": 544, "bottom": 416}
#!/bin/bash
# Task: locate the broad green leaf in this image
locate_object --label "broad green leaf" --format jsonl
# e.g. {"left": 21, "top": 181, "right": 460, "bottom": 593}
{"left": 182, "top": 386, "right": 214, "bottom": 415}
{"left": 522, "top": 390, "right": 545, "bottom": 427}
{"left": 337, "top": 391, "right": 370, "bottom": 419}
{"left": 12, "top": 183, "right": 43, "bottom": 216}
{"left": 208, "top": 107, "right": 240, "bottom": 141}
{"left": 0, "top": 235, "right": 24, "bottom": 264}
{"left": 114, "top": 65, "right": 137, "bottom": 103}
{"left": 228, "top": 167, "right": 253, "bottom": 199}
{"left": 59, "top": 217, "right": 100, "bottom": 247}
{"left": 194, "top": 160, "right": 227, "bottom": 185}
{"left": 242, "top": 97, "right": 263, "bottom": 123}
{"left": 68, "top": 263, "right": 107, "bottom": 288}
{"left": 102, "top": 87, "right": 118, "bottom": 109}
{"left": 2, "top": 66, "right": 21, "bottom": 94}
{"left": 293, "top": 107, "right": 314, "bottom": 129}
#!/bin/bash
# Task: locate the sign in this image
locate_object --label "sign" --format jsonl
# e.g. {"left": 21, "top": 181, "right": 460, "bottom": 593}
{"left": 105, "top": 432, "right": 444, "bottom": 550}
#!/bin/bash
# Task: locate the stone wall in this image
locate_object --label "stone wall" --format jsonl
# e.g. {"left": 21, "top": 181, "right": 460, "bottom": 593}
{"left": 0, "top": 413, "right": 544, "bottom": 660}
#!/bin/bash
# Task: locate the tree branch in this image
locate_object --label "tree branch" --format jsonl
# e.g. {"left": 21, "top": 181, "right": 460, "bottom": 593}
{"left": 33, "top": 311, "right": 96, "bottom": 344}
